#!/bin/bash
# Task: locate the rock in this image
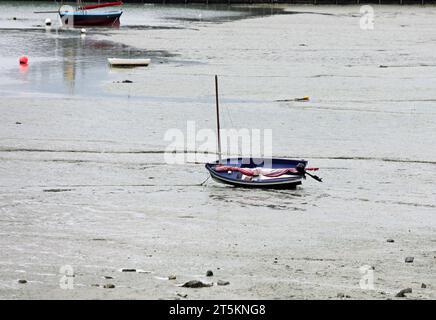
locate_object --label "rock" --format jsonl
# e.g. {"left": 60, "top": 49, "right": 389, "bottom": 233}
{"left": 18, "top": 279, "right": 27, "bottom": 284}
{"left": 206, "top": 270, "right": 213, "bottom": 277}
{"left": 386, "top": 239, "right": 395, "bottom": 243}
{"left": 16, "top": 122, "right": 22, "bottom": 125}
{"left": 395, "top": 288, "right": 412, "bottom": 297}
{"left": 405, "top": 257, "right": 414, "bottom": 263}
{"left": 122, "top": 80, "right": 133, "bottom": 83}
{"left": 217, "top": 280, "right": 230, "bottom": 286}
{"left": 181, "top": 280, "right": 212, "bottom": 288}
{"left": 121, "top": 268, "right": 136, "bottom": 272}
{"left": 104, "top": 276, "right": 113, "bottom": 279}
{"left": 421, "top": 283, "right": 427, "bottom": 289}
{"left": 103, "top": 284, "right": 115, "bottom": 289}
{"left": 168, "top": 275, "right": 176, "bottom": 280}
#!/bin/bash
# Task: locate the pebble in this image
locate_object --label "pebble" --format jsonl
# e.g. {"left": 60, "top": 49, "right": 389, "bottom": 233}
{"left": 168, "top": 275, "right": 176, "bottom": 280}
{"left": 181, "top": 280, "right": 213, "bottom": 288}
{"left": 421, "top": 283, "right": 427, "bottom": 289}
{"left": 206, "top": 270, "right": 213, "bottom": 277}
{"left": 217, "top": 280, "right": 230, "bottom": 286}
{"left": 18, "top": 279, "right": 27, "bottom": 284}
{"left": 395, "top": 288, "right": 412, "bottom": 297}
{"left": 405, "top": 257, "right": 414, "bottom": 263}
{"left": 103, "top": 284, "right": 115, "bottom": 289}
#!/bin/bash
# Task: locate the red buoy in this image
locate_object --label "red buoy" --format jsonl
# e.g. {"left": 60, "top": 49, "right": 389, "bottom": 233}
{"left": 19, "top": 56, "right": 28, "bottom": 65}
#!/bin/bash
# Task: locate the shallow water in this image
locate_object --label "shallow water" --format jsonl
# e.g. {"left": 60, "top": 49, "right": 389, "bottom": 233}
{"left": 0, "top": 2, "right": 435, "bottom": 299}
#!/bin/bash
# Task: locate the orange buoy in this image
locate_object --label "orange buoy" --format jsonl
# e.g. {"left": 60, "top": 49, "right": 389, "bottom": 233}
{"left": 19, "top": 56, "right": 28, "bottom": 65}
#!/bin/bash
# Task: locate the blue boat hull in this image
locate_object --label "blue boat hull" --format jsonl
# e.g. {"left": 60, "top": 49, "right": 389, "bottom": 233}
{"left": 205, "top": 158, "right": 307, "bottom": 189}
{"left": 59, "top": 11, "right": 122, "bottom": 27}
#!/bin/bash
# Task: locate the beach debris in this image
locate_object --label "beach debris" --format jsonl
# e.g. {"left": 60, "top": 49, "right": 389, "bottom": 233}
{"left": 19, "top": 56, "right": 28, "bottom": 65}
{"left": 43, "top": 188, "right": 72, "bottom": 193}
{"left": 181, "top": 280, "right": 213, "bottom": 288}
{"left": 206, "top": 270, "right": 213, "bottom": 277}
{"left": 275, "top": 96, "right": 310, "bottom": 102}
{"left": 421, "top": 283, "right": 427, "bottom": 288}
{"left": 386, "top": 239, "right": 395, "bottom": 243}
{"left": 18, "top": 279, "right": 27, "bottom": 284}
{"left": 177, "top": 293, "right": 188, "bottom": 298}
{"left": 395, "top": 288, "right": 412, "bottom": 297}
{"left": 168, "top": 275, "right": 177, "bottom": 280}
{"left": 45, "top": 18, "right": 52, "bottom": 26}
{"left": 217, "top": 280, "right": 230, "bottom": 286}
{"left": 103, "top": 283, "right": 115, "bottom": 289}
{"left": 405, "top": 256, "right": 414, "bottom": 263}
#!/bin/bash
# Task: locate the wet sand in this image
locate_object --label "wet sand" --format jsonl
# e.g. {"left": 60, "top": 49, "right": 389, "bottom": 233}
{"left": 0, "top": 4, "right": 435, "bottom": 299}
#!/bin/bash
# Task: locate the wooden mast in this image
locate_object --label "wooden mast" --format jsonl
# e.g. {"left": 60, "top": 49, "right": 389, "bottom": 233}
{"left": 215, "top": 75, "right": 222, "bottom": 164}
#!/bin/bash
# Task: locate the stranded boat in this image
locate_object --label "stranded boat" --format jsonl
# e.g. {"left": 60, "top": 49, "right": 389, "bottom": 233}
{"left": 58, "top": 1, "right": 123, "bottom": 27}
{"left": 205, "top": 75, "right": 322, "bottom": 189}
{"left": 108, "top": 58, "right": 151, "bottom": 67}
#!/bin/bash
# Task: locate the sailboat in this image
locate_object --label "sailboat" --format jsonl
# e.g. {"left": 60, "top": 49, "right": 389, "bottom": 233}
{"left": 58, "top": 1, "right": 123, "bottom": 27}
{"left": 205, "top": 75, "right": 322, "bottom": 189}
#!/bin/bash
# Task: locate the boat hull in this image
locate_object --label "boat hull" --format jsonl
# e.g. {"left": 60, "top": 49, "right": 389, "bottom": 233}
{"left": 205, "top": 157, "right": 307, "bottom": 189}
{"left": 59, "top": 11, "right": 122, "bottom": 27}
{"left": 108, "top": 58, "right": 150, "bottom": 67}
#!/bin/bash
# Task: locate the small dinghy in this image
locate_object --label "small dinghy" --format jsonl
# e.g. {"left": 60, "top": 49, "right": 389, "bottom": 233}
{"left": 206, "top": 158, "right": 313, "bottom": 189}
{"left": 205, "top": 75, "right": 322, "bottom": 189}
{"left": 108, "top": 58, "right": 151, "bottom": 67}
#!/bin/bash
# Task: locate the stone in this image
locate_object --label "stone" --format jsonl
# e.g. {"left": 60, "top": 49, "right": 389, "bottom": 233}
{"left": 181, "top": 280, "right": 212, "bottom": 288}
{"left": 206, "top": 270, "right": 213, "bottom": 277}
{"left": 122, "top": 80, "right": 133, "bottom": 83}
{"left": 121, "top": 268, "right": 136, "bottom": 272}
{"left": 386, "top": 239, "right": 395, "bottom": 243}
{"left": 395, "top": 288, "right": 412, "bottom": 297}
{"left": 104, "top": 284, "right": 115, "bottom": 289}
{"left": 217, "top": 280, "right": 230, "bottom": 286}
{"left": 18, "top": 279, "right": 27, "bottom": 284}
{"left": 405, "top": 257, "right": 414, "bottom": 263}
{"left": 421, "top": 283, "right": 427, "bottom": 289}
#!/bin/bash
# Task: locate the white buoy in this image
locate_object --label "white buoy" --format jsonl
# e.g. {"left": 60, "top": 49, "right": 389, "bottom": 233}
{"left": 80, "top": 28, "right": 87, "bottom": 34}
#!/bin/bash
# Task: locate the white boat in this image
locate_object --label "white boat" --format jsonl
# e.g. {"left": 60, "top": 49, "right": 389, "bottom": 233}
{"left": 108, "top": 58, "right": 151, "bottom": 67}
